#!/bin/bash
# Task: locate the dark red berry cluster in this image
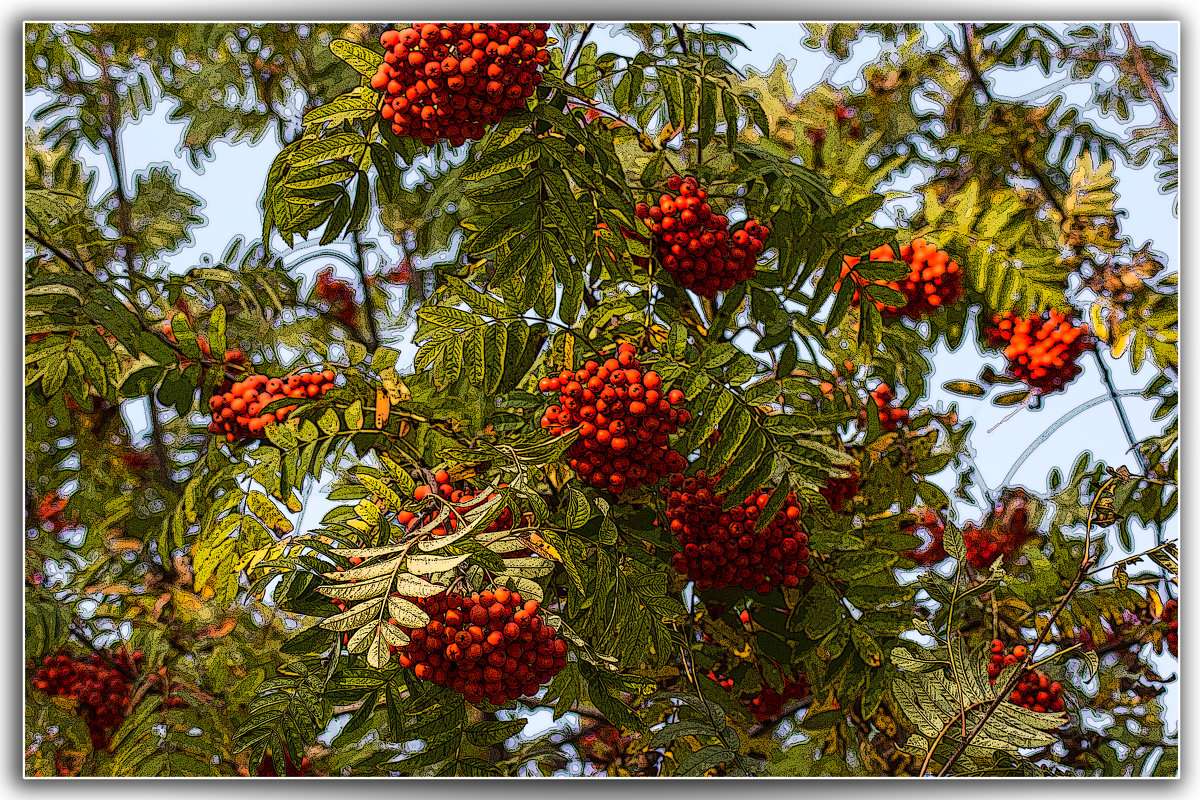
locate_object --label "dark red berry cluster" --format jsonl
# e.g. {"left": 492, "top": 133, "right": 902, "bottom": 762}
{"left": 540, "top": 343, "right": 690, "bottom": 496}
{"left": 902, "top": 503, "right": 1032, "bottom": 570}
{"left": 987, "top": 640, "right": 1065, "bottom": 714}
{"left": 663, "top": 470, "right": 810, "bottom": 594}
{"left": 858, "top": 384, "right": 909, "bottom": 431}
{"left": 820, "top": 470, "right": 860, "bottom": 514}
{"left": 1162, "top": 598, "right": 1178, "bottom": 657}
{"left": 314, "top": 267, "right": 359, "bottom": 328}
{"left": 635, "top": 175, "right": 771, "bottom": 297}
{"left": 207, "top": 370, "right": 338, "bottom": 442}
{"left": 391, "top": 589, "right": 567, "bottom": 706}
{"left": 960, "top": 514, "right": 1034, "bottom": 570}
{"left": 901, "top": 508, "right": 948, "bottom": 566}
{"left": 370, "top": 23, "right": 551, "bottom": 147}
{"left": 256, "top": 751, "right": 313, "bottom": 777}
{"left": 984, "top": 310, "right": 1090, "bottom": 394}
{"left": 31, "top": 650, "right": 144, "bottom": 750}
{"left": 839, "top": 238, "right": 962, "bottom": 318}
{"left": 745, "top": 673, "right": 811, "bottom": 723}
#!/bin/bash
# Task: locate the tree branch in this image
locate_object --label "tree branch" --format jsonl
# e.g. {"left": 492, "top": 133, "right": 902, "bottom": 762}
{"left": 1119, "top": 24, "right": 1177, "bottom": 137}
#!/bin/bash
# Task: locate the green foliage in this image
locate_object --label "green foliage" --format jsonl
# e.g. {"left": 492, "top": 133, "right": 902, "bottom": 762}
{"left": 25, "top": 21, "right": 1177, "bottom": 779}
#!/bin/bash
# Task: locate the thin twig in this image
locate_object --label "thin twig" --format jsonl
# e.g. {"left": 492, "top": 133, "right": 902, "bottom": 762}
{"left": 1118, "top": 24, "right": 1178, "bottom": 137}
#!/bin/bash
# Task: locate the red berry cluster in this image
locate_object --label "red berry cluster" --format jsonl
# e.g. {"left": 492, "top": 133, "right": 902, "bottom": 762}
{"left": 663, "top": 470, "right": 810, "bottom": 594}
{"left": 706, "top": 669, "right": 735, "bottom": 692}
{"left": 987, "top": 641, "right": 1065, "bottom": 715}
{"left": 745, "top": 674, "right": 811, "bottom": 723}
{"left": 34, "top": 492, "right": 70, "bottom": 533}
{"left": 314, "top": 267, "right": 359, "bottom": 328}
{"left": 402, "top": 470, "right": 518, "bottom": 547}
{"left": 960, "top": 517, "right": 1034, "bottom": 570}
{"left": 984, "top": 310, "right": 1090, "bottom": 394}
{"left": 859, "top": 384, "right": 909, "bottom": 431}
{"left": 839, "top": 238, "right": 962, "bottom": 318}
{"left": 207, "top": 370, "right": 338, "bottom": 443}
{"left": 391, "top": 589, "right": 567, "bottom": 706}
{"left": 256, "top": 751, "right": 313, "bottom": 777}
{"left": 31, "top": 650, "right": 144, "bottom": 750}
{"left": 902, "top": 504, "right": 1032, "bottom": 570}
{"left": 820, "top": 470, "right": 860, "bottom": 514}
{"left": 540, "top": 343, "right": 690, "bottom": 496}
{"left": 635, "top": 175, "right": 771, "bottom": 298}
{"left": 901, "top": 508, "right": 948, "bottom": 566}
{"left": 370, "top": 23, "right": 551, "bottom": 147}
{"left": 1161, "top": 599, "right": 1178, "bottom": 657}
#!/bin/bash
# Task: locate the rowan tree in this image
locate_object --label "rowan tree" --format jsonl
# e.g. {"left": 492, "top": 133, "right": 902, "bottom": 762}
{"left": 25, "top": 22, "right": 1178, "bottom": 777}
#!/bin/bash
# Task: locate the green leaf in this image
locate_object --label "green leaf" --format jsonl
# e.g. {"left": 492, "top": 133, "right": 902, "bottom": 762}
{"left": 208, "top": 304, "right": 227, "bottom": 359}
{"left": 943, "top": 380, "right": 987, "bottom": 397}
{"left": 330, "top": 39, "right": 384, "bottom": 78}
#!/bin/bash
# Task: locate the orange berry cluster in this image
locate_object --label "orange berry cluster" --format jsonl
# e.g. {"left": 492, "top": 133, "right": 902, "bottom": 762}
{"left": 370, "top": 23, "right": 551, "bottom": 147}
{"left": 31, "top": 650, "right": 143, "bottom": 750}
{"left": 390, "top": 589, "right": 567, "bottom": 706}
{"left": 859, "top": 384, "right": 909, "bottom": 431}
{"left": 402, "top": 470, "right": 518, "bottom": 545}
{"left": 1162, "top": 599, "right": 1178, "bottom": 657}
{"left": 746, "top": 674, "right": 811, "bottom": 723}
{"left": 540, "top": 343, "right": 690, "bottom": 496}
{"left": 706, "top": 669, "right": 735, "bottom": 692}
{"left": 987, "top": 640, "right": 1065, "bottom": 714}
{"left": 207, "top": 370, "right": 338, "bottom": 442}
{"left": 635, "top": 175, "right": 771, "bottom": 297}
{"left": 663, "top": 470, "right": 810, "bottom": 594}
{"left": 839, "top": 238, "right": 962, "bottom": 318}
{"left": 820, "top": 470, "right": 860, "bottom": 514}
{"left": 985, "top": 310, "right": 1090, "bottom": 393}
{"left": 314, "top": 267, "right": 359, "bottom": 328}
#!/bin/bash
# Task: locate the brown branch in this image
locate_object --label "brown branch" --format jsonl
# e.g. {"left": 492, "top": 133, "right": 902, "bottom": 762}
{"left": 350, "top": 229, "right": 380, "bottom": 352}
{"left": 1119, "top": 24, "right": 1178, "bottom": 137}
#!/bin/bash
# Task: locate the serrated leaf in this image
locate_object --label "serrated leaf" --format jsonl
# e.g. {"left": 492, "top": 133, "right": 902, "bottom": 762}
{"left": 405, "top": 552, "right": 471, "bottom": 574}
{"left": 387, "top": 595, "right": 431, "bottom": 627}
{"left": 321, "top": 597, "right": 385, "bottom": 631}
{"left": 345, "top": 400, "right": 363, "bottom": 430}
{"left": 330, "top": 39, "right": 384, "bottom": 78}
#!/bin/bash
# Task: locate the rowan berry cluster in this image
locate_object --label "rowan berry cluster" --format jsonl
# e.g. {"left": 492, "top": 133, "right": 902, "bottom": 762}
{"left": 402, "top": 470, "right": 518, "bottom": 546}
{"left": 34, "top": 492, "right": 70, "bottom": 534}
{"left": 985, "top": 310, "right": 1090, "bottom": 394}
{"left": 1162, "top": 599, "right": 1178, "bottom": 657}
{"left": 314, "top": 267, "right": 358, "bottom": 328}
{"left": 839, "top": 238, "right": 962, "bottom": 318}
{"left": 859, "top": 384, "right": 909, "bottom": 431}
{"left": 207, "top": 370, "right": 338, "bottom": 442}
{"left": 987, "top": 640, "right": 1065, "bottom": 715}
{"left": 370, "top": 23, "right": 551, "bottom": 147}
{"left": 31, "top": 650, "right": 144, "bottom": 750}
{"left": 256, "top": 751, "right": 313, "bottom": 777}
{"left": 663, "top": 470, "right": 810, "bottom": 594}
{"left": 900, "top": 508, "right": 948, "bottom": 566}
{"left": 635, "top": 175, "right": 771, "bottom": 297}
{"left": 390, "top": 589, "right": 567, "bottom": 706}
{"left": 902, "top": 504, "right": 1032, "bottom": 570}
{"left": 745, "top": 674, "right": 811, "bottom": 723}
{"left": 820, "top": 470, "right": 860, "bottom": 514}
{"left": 540, "top": 343, "right": 690, "bottom": 496}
